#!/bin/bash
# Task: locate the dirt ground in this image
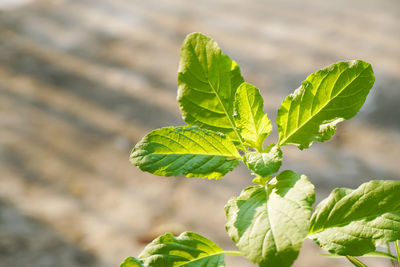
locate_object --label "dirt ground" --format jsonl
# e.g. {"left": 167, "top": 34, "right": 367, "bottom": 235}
{"left": 0, "top": 0, "right": 399, "bottom": 266}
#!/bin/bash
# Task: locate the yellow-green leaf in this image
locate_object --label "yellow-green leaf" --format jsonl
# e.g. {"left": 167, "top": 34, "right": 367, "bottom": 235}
{"left": 130, "top": 126, "right": 241, "bottom": 179}
{"left": 277, "top": 60, "right": 374, "bottom": 149}
{"left": 138, "top": 232, "right": 226, "bottom": 267}
{"left": 120, "top": 257, "right": 144, "bottom": 267}
{"left": 178, "top": 32, "right": 244, "bottom": 143}
{"left": 234, "top": 82, "right": 272, "bottom": 151}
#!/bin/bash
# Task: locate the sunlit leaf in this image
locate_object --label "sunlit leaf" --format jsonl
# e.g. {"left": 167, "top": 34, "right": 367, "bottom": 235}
{"left": 138, "top": 232, "right": 225, "bottom": 267}
{"left": 234, "top": 82, "right": 272, "bottom": 150}
{"left": 120, "top": 257, "right": 145, "bottom": 267}
{"left": 225, "top": 170, "right": 315, "bottom": 266}
{"left": 178, "top": 32, "right": 244, "bottom": 143}
{"left": 131, "top": 126, "right": 241, "bottom": 179}
{"left": 277, "top": 60, "right": 374, "bottom": 149}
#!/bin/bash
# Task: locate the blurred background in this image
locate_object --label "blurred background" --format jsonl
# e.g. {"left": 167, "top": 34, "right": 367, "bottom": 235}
{"left": 0, "top": 0, "right": 399, "bottom": 266}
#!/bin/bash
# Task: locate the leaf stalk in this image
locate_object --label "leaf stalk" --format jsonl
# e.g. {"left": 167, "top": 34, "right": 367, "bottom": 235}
{"left": 345, "top": 256, "right": 368, "bottom": 267}
{"left": 223, "top": 250, "right": 242, "bottom": 256}
{"left": 387, "top": 243, "right": 396, "bottom": 267}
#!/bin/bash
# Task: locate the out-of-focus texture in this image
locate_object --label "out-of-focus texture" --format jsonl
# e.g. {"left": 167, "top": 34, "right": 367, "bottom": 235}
{"left": 0, "top": 0, "right": 399, "bottom": 266}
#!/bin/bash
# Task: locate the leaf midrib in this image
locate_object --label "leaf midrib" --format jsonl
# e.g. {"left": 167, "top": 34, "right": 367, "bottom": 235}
{"left": 147, "top": 135, "right": 240, "bottom": 158}
{"left": 149, "top": 152, "right": 241, "bottom": 159}
{"left": 244, "top": 87, "right": 258, "bottom": 136}
{"left": 279, "top": 66, "right": 369, "bottom": 146}
{"left": 186, "top": 40, "right": 245, "bottom": 149}
{"left": 207, "top": 79, "right": 245, "bottom": 149}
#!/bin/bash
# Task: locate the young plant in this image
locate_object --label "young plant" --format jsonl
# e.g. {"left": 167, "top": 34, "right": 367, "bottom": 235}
{"left": 122, "top": 33, "right": 400, "bottom": 267}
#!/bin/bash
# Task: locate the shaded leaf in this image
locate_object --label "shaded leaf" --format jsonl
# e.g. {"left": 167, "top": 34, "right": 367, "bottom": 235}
{"left": 310, "top": 180, "right": 400, "bottom": 232}
{"left": 245, "top": 145, "right": 282, "bottom": 177}
{"left": 309, "top": 180, "right": 400, "bottom": 255}
{"left": 225, "top": 170, "right": 315, "bottom": 267}
{"left": 131, "top": 126, "right": 240, "bottom": 179}
{"left": 311, "top": 212, "right": 400, "bottom": 256}
{"left": 277, "top": 60, "right": 374, "bottom": 149}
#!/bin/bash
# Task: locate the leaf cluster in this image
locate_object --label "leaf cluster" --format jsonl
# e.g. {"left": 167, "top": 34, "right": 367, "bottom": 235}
{"left": 124, "top": 33, "right": 399, "bottom": 267}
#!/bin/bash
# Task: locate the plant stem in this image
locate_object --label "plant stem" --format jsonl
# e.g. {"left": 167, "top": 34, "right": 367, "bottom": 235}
{"left": 387, "top": 243, "right": 396, "bottom": 267}
{"left": 396, "top": 240, "right": 400, "bottom": 264}
{"left": 345, "top": 256, "right": 368, "bottom": 267}
{"left": 321, "top": 251, "right": 397, "bottom": 261}
{"left": 223, "top": 250, "right": 242, "bottom": 256}
{"left": 266, "top": 176, "right": 275, "bottom": 185}
{"left": 256, "top": 142, "right": 263, "bottom": 153}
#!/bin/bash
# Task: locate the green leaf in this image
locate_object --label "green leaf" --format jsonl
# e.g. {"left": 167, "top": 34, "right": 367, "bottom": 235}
{"left": 245, "top": 145, "right": 282, "bottom": 177}
{"left": 309, "top": 180, "right": 400, "bottom": 255}
{"left": 277, "top": 60, "right": 375, "bottom": 149}
{"left": 225, "top": 170, "right": 315, "bottom": 267}
{"left": 138, "top": 232, "right": 225, "bottom": 267}
{"left": 311, "top": 212, "right": 400, "bottom": 256}
{"left": 120, "top": 257, "right": 145, "bottom": 267}
{"left": 177, "top": 32, "right": 245, "bottom": 143}
{"left": 234, "top": 82, "right": 272, "bottom": 151}
{"left": 310, "top": 180, "right": 400, "bottom": 232}
{"left": 130, "top": 126, "right": 241, "bottom": 179}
